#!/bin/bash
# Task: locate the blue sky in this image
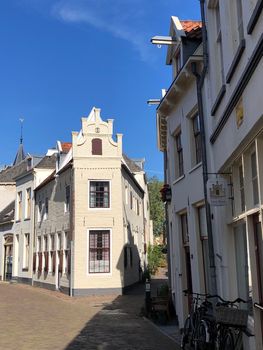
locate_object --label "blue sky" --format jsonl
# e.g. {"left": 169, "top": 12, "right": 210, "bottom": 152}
{"left": 0, "top": 0, "right": 200, "bottom": 178}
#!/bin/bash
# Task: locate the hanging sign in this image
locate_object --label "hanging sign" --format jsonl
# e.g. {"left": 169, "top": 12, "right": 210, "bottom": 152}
{"left": 207, "top": 178, "right": 227, "bottom": 206}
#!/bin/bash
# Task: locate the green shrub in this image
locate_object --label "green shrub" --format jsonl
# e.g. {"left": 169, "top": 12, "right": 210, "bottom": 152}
{"left": 147, "top": 244, "right": 165, "bottom": 276}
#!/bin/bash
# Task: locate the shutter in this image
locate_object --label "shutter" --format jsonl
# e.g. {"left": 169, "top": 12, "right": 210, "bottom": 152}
{"left": 67, "top": 250, "right": 71, "bottom": 274}
{"left": 33, "top": 253, "right": 36, "bottom": 273}
{"left": 44, "top": 252, "right": 49, "bottom": 272}
{"left": 52, "top": 252, "right": 56, "bottom": 274}
{"left": 38, "top": 253, "right": 42, "bottom": 272}
{"left": 59, "top": 250, "right": 63, "bottom": 273}
{"left": 92, "top": 138, "right": 102, "bottom": 155}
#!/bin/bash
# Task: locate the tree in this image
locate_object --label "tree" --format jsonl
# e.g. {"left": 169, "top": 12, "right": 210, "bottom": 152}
{"left": 148, "top": 176, "right": 165, "bottom": 237}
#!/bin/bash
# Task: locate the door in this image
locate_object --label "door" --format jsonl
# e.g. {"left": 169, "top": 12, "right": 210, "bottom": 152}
{"left": 4, "top": 244, "right": 13, "bottom": 281}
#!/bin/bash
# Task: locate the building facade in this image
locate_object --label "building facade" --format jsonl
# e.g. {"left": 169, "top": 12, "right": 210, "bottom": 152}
{"left": 154, "top": 1, "right": 263, "bottom": 348}
{"left": 33, "top": 107, "right": 152, "bottom": 295}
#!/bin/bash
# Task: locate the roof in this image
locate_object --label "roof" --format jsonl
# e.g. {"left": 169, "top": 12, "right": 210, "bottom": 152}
{"left": 35, "top": 154, "right": 57, "bottom": 169}
{"left": 0, "top": 200, "right": 15, "bottom": 224}
{"left": 61, "top": 142, "right": 72, "bottom": 153}
{"left": 13, "top": 143, "right": 26, "bottom": 166}
{"left": 180, "top": 20, "right": 202, "bottom": 39}
{"left": 122, "top": 154, "right": 142, "bottom": 173}
{"left": 0, "top": 159, "right": 28, "bottom": 183}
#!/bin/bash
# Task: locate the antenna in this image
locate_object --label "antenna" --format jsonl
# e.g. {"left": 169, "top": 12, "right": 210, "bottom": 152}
{"left": 19, "top": 118, "right": 24, "bottom": 144}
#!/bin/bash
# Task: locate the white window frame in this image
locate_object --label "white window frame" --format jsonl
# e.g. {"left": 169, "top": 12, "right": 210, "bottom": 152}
{"left": 87, "top": 228, "right": 112, "bottom": 276}
{"left": 25, "top": 188, "right": 31, "bottom": 219}
{"left": 88, "top": 180, "right": 111, "bottom": 210}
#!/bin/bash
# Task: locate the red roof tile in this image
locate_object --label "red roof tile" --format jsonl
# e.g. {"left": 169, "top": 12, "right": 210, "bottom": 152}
{"left": 61, "top": 142, "right": 72, "bottom": 153}
{"left": 180, "top": 20, "right": 202, "bottom": 39}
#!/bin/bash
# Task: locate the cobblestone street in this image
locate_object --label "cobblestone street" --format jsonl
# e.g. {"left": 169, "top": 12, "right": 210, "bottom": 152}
{"left": 0, "top": 282, "right": 179, "bottom": 350}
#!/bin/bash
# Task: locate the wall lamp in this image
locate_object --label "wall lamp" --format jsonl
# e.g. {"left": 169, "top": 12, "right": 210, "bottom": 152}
{"left": 151, "top": 36, "right": 177, "bottom": 45}
{"left": 147, "top": 99, "right": 161, "bottom": 105}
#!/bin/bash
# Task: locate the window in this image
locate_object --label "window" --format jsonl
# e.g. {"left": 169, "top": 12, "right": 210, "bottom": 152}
{"left": 92, "top": 138, "right": 102, "bottom": 155}
{"left": 65, "top": 185, "right": 70, "bottom": 212}
{"left": 44, "top": 236, "right": 48, "bottom": 251}
{"left": 251, "top": 152, "right": 259, "bottom": 205}
{"left": 17, "top": 191, "right": 22, "bottom": 221}
{"left": 130, "top": 191, "right": 133, "bottom": 210}
{"left": 57, "top": 233, "right": 62, "bottom": 251}
{"left": 50, "top": 234, "right": 55, "bottom": 251}
{"left": 175, "top": 131, "right": 184, "bottom": 177}
{"left": 89, "top": 181, "right": 110, "bottom": 208}
{"left": 125, "top": 185, "right": 128, "bottom": 205}
{"left": 89, "top": 230, "right": 110, "bottom": 273}
{"left": 137, "top": 199, "right": 140, "bottom": 216}
{"left": 236, "top": 0, "right": 244, "bottom": 41}
{"left": 44, "top": 198, "right": 48, "bottom": 220}
{"left": 25, "top": 188, "right": 31, "bottom": 219}
{"left": 37, "top": 236, "right": 42, "bottom": 252}
{"left": 38, "top": 200, "right": 42, "bottom": 222}
{"left": 124, "top": 246, "right": 128, "bottom": 268}
{"left": 214, "top": 2, "right": 224, "bottom": 87}
{"left": 181, "top": 213, "right": 189, "bottom": 245}
{"left": 193, "top": 115, "right": 202, "bottom": 164}
{"left": 23, "top": 234, "right": 30, "bottom": 269}
{"left": 173, "top": 49, "right": 181, "bottom": 77}
{"left": 239, "top": 164, "right": 245, "bottom": 212}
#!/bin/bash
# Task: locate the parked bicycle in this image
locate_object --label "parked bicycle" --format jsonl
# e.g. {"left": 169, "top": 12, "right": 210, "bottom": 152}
{"left": 180, "top": 290, "right": 212, "bottom": 349}
{"left": 194, "top": 294, "right": 251, "bottom": 350}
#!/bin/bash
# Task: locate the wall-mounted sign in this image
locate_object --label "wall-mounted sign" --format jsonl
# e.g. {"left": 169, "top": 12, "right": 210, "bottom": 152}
{"left": 207, "top": 178, "right": 227, "bottom": 206}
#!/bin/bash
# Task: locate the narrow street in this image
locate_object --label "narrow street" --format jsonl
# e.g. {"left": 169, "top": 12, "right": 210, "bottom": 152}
{"left": 0, "top": 282, "right": 180, "bottom": 350}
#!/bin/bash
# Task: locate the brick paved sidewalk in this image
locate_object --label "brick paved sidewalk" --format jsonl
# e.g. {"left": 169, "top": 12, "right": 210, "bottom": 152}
{"left": 0, "top": 282, "right": 180, "bottom": 350}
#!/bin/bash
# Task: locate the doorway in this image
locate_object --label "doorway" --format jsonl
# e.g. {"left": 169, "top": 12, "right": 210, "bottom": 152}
{"left": 4, "top": 235, "right": 13, "bottom": 281}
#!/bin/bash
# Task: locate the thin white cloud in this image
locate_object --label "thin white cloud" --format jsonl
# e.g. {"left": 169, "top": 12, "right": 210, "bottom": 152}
{"left": 51, "top": 0, "right": 153, "bottom": 62}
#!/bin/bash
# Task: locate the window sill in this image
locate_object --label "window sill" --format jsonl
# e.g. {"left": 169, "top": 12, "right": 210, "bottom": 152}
{"left": 226, "top": 39, "right": 246, "bottom": 84}
{"left": 24, "top": 218, "right": 31, "bottom": 221}
{"left": 189, "top": 162, "right": 202, "bottom": 174}
{"left": 22, "top": 268, "right": 29, "bottom": 272}
{"left": 88, "top": 207, "right": 111, "bottom": 210}
{"left": 15, "top": 220, "right": 21, "bottom": 223}
{"left": 172, "top": 174, "right": 185, "bottom": 185}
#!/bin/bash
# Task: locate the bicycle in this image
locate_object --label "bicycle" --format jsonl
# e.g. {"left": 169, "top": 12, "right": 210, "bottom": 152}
{"left": 195, "top": 295, "right": 251, "bottom": 350}
{"left": 180, "top": 290, "right": 211, "bottom": 349}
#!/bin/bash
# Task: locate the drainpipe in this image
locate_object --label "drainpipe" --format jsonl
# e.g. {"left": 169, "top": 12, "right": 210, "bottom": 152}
{"left": 164, "top": 149, "right": 171, "bottom": 288}
{"left": 191, "top": 0, "right": 217, "bottom": 295}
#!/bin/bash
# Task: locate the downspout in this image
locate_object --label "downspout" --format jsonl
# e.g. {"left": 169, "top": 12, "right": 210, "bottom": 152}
{"left": 164, "top": 149, "right": 171, "bottom": 288}
{"left": 191, "top": 0, "right": 217, "bottom": 295}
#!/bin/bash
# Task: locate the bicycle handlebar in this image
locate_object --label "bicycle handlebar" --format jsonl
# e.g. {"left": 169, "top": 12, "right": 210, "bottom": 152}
{"left": 183, "top": 290, "right": 248, "bottom": 304}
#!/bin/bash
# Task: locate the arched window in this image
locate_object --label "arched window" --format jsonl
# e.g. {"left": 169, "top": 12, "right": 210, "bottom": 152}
{"left": 92, "top": 138, "right": 102, "bottom": 155}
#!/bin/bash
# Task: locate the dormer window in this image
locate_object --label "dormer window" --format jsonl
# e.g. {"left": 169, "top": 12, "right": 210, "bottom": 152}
{"left": 92, "top": 138, "right": 102, "bottom": 155}
{"left": 27, "top": 158, "right": 32, "bottom": 171}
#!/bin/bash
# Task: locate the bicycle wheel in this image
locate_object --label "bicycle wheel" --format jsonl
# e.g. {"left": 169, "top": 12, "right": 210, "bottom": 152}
{"left": 221, "top": 330, "right": 234, "bottom": 350}
{"left": 181, "top": 316, "right": 192, "bottom": 349}
{"left": 195, "top": 321, "right": 210, "bottom": 350}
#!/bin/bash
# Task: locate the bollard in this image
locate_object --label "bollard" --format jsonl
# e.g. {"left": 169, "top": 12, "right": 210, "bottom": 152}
{"left": 145, "top": 278, "right": 151, "bottom": 317}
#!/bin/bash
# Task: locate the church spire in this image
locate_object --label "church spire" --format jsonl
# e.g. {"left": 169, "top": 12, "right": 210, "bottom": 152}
{"left": 13, "top": 118, "right": 26, "bottom": 166}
